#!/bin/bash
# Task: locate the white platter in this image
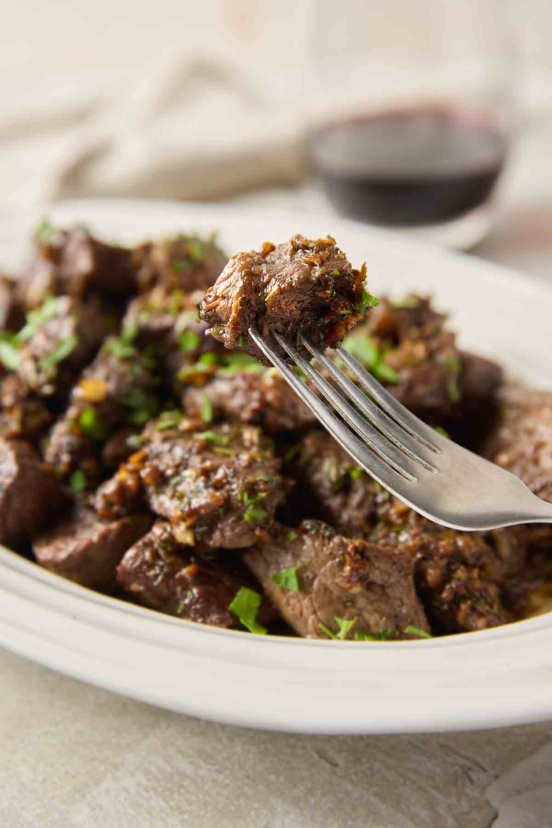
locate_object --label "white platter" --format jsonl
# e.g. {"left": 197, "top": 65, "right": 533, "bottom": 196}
{"left": 1, "top": 198, "right": 551, "bottom": 735}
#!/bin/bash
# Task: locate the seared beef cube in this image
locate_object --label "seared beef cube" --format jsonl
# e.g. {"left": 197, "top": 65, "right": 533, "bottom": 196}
{"left": 183, "top": 368, "right": 314, "bottom": 433}
{"left": 34, "top": 504, "right": 153, "bottom": 591}
{"left": 243, "top": 521, "right": 429, "bottom": 639}
{"left": 21, "top": 224, "right": 136, "bottom": 308}
{"left": 133, "top": 234, "right": 227, "bottom": 294}
{"left": 200, "top": 235, "right": 369, "bottom": 364}
{"left": 0, "top": 375, "right": 53, "bottom": 443}
{"left": 117, "top": 521, "right": 267, "bottom": 628}
{"left": 292, "top": 429, "right": 379, "bottom": 536}
{"left": 95, "top": 420, "right": 289, "bottom": 551}
{"left": 122, "top": 286, "right": 223, "bottom": 396}
{"left": 45, "top": 339, "right": 160, "bottom": 486}
{"left": 483, "top": 388, "right": 552, "bottom": 503}
{"left": 15, "top": 296, "right": 114, "bottom": 400}
{"left": 346, "top": 296, "right": 502, "bottom": 422}
{"left": 0, "top": 439, "right": 65, "bottom": 549}
{"left": 295, "top": 430, "right": 517, "bottom": 633}
{"left": 0, "top": 275, "right": 24, "bottom": 332}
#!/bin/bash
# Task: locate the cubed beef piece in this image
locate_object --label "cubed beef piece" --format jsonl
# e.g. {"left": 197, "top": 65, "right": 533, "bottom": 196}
{"left": 199, "top": 235, "right": 370, "bottom": 364}
{"left": 117, "top": 521, "right": 269, "bottom": 628}
{"left": 243, "top": 520, "right": 429, "bottom": 639}
{"left": 0, "top": 439, "right": 65, "bottom": 549}
{"left": 133, "top": 234, "right": 227, "bottom": 294}
{"left": 182, "top": 368, "right": 314, "bottom": 433}
{"left": 45, "top": 339, "right": 160, "bottom": 486}
{"left": 483, "top": 387, "right": 552, "bottom": 503}
{"left": 0, "top": 275, "right": 25, "bottom": 332}
{"left": 21, "top": 225, "right": 136, "bottom": 308}
{"left": 34, "top": 504, "right": 153, "bottom": 591}
{"left": 294, "top": 429, "right": 518, "bottom": 634}
{"left": 0, "top": 375, "right": 53, "bottom": 443}
{"left": 95, "top": 419, "right": 289, "bottom": 551}
{"left": 344, "top": 296, "right": 502, "bottom": 423}
{"left": 14, "top": 295, "right": 115, "bottom": 400}
{"left": 101, "top": 428, "right": 139, "bottom": 470}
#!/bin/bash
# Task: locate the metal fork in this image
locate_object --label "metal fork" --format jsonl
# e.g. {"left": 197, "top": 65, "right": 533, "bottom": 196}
{"left": 248, "top": 328, "right": 552, "bottom": 531}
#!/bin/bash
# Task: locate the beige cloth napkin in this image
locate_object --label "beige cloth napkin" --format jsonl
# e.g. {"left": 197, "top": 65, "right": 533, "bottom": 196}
{"left": 0, "top": 47, "right": 302, "bottom": 215}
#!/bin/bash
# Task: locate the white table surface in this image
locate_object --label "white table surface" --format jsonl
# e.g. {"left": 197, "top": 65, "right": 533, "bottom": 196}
{"left": 2, "top": 126, "right": 552, "bottom": 827}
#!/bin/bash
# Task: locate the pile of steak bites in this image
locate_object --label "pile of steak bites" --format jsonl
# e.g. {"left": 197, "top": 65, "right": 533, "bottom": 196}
{"left": 1, "top": 226, "right": 550, "bottom": 640}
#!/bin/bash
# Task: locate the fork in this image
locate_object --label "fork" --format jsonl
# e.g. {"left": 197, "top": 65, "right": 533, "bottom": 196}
{"left": 248, "top": 328, "right": 552, "bottom": 532}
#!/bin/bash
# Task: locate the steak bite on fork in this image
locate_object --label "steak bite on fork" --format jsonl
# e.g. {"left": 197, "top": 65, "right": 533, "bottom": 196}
{"left": 199, "top": 235, "right": 373, "bottom": 364}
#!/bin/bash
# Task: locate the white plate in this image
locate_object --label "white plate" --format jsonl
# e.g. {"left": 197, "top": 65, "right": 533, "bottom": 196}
{"left": 1, "top": 198, "right": 551, "bottom": 735}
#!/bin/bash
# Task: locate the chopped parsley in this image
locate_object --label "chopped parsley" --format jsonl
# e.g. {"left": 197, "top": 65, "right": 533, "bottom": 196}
{"left": 0, "top": 334, "right": 20, "bottom": 371}
{"left": 271, "top": 567, "right": 300, "bottom": 592}
{"left": 155, "top": 410, "right": 182, "bottom": 431}
{"left": 39, "top": 334, "right": 79, "bottom": 371}
{"left": 434, "top": 426, "right": 450, "bottom": 439}
{"left": 69, "top": 469, "right": 87, "bottom": 493}
{"left": 176, "top": 599, "right": 186, "bottom": 615}
{"left": 18, "top": 296, "right": 61, "bottom": 342}
{"left": 200, "top": 395, "right": 213, "bottom": 423}
{"left": 228, "top": 587, "right": 267, "bottom": 635}
{"left": 105, "top": 337, "right": 137, "bottom": 360}
{"left": 196, "top": 430, "right": 228, "bottom": 444}
{"left": 342, "top": 333, "right": 400, "bottom": 385}
{"left": 126, "top": 433, "right": 145, "bottom": 449}
{"left": 78, "top": 407, "right": 108, "bottom": 440}
{"left": 356, "top": 285, "right": 380, "bottom": 313}
{"left": 179, "top": 330, "right": 201, "bottom": 354}
{"left": 320, "top": 616, "right": 356, "bottom": 640}
{"left": 243, "top": 505, "right": 268, "bottom": 524}
{"left": 238, "top": 336, "right": 248, "bottom": 347}
{"left": 36, "top": 218, "right": 57, "bottom": 244}
{"left": 284, "top": 530, "right": 298, "bottom": 541}
{"left": 218, "top": 352, "right": 264, "bottom": 375}
{"left": 122, "top": 388, "right": 158, "bottom": 427}
{"left": 444, "top": 355, "right": 461, "bottom": 404}
{"left": 355, "top": 629, "right": 392, "bottom": 642}
{"left": 121, "top": 317, "right": 138, "bottom": 344}
{"left": 349, "top": 466, "right": 364, "bottom": 481}
{"left": 404, "top": 625, "right": 432, "bottom": 639}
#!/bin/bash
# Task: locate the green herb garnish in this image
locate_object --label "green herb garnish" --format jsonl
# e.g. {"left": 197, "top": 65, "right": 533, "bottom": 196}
{"left": 342, "top": 334, "right": 400, "bottom": 385}
{"left": 179, "top": 330, "right": 201, "bottom": 354}
{"left": 78, "top": 407, "right": 108, "bottom": 440}
{"left": 244, "top": 505, "right": 268, "bottom": 524}
{"left": 69, "top": 469, "right": 87, "bottom": 493}
{"left": 228, "top": 587, "right": 267, "bottom": 635}
{"left": 37, "top": 218, "right": 57, "bottom": 244}
{"left": 18, "top": 295, "right": 61, "bottom": 342}
{"left": 105, "top": 337, "right": 137, "bottom": 360}
{"left": 0, "top": 334, "right": 21, "bottom": 371}
{"left": 271, "top": 567, "right": 300, "bottom": 592}
{"left": 196, "top": 430, "right": 228, "bottom": 445}
{"left": 320, "top": 616, "right": 356, "bottom": 640}
{"left": 39, "top": 334, "right": 78, "bottom": 371}
{"left": 155, "top": 410, "right": 182, "bottom": 431}
{"left": 404, "top": 625, "right": 432, "bottom": 639}
{"left": 285, "top": 530, "right": 298, "bottom": 541}
{"left": 218, "top": 352, "right": 264, "bottom": 375}
{"left": 444, "top": 355, "right": 461, "bottom": 403}
{"left": 200, "top": 395, "right": 213, "bottom": 423}
{"left": 434, "top": 426, "right": 450, "bottom": 439}
{"left": 355, "top": 629, "right": 392, "bottom": 641}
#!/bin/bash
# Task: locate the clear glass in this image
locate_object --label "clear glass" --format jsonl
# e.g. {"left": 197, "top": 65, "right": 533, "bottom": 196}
{"left": 305, "top": 0, "right": 517, "bottom": 249}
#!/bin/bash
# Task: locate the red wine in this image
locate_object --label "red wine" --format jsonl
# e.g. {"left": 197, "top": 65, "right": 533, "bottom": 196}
{"left": 308, "top": 107, "right": 507, "bottom": 227}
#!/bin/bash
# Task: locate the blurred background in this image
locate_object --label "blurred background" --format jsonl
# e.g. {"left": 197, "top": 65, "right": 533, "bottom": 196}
{"left": 1, "top": 0, "right": 552, "bottom": 272}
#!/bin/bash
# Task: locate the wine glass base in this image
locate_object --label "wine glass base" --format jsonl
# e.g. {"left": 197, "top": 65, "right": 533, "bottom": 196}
{"left": 382, "top": 203, "right": 495, "bottom": 251}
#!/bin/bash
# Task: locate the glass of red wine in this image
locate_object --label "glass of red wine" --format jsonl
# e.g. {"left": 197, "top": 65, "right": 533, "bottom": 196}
{"left": 305, "top": 0, "right": 516, "bottom": 249}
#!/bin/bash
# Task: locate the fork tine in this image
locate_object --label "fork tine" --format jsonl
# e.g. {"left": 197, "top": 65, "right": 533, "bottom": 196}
{"left": 273, "top": 331, "right": 422, "bottom": 480}
{"left": 336, "top": 344, "right": 448, "bottom": 450}
{"left": 248, "top": 328, "right": 418, "bottom": 489}
{"left": 299, "top": 333, "right": 439, "bottom": 469}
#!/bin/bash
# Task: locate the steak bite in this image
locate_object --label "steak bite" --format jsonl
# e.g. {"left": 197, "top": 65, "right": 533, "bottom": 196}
{"left": 483, "top": 387, "right": 552, "bottom": 503}
{"left": 95, "top": 419, "right": 289, "bottom": 551}
{"left": 45, "top": 337, "right": 160, "bottom": 487}
{"left": 243, "top": 521, "right": 429, "bottom": 639}
{"left": 0, "top": 439, "right": 66, "bottom": 550}
{"left": 199, "top": 235, "right": 370, "bottom": 364}
{"left": 21, "top": 223, "right": 136, "bottom": 309}
{"left": 346, "top": 295, "right": 502, "bottom": 422}
{"left": 34, "top": 504, "right": 153, "bottom": 591}
{"left": 133, "top": 233, "right": 227, "bottom": 294}
{"left": 0, "top": 374, "right": 53, "bottom": 443}
{"left": 182, "top": 368, "right": 315, "bottom": 433}
{"left": 117, "top": 521, "right": 270, "bottom": 628}
{"left": 293, "top": 429, "right": 518, "bottom": 634}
